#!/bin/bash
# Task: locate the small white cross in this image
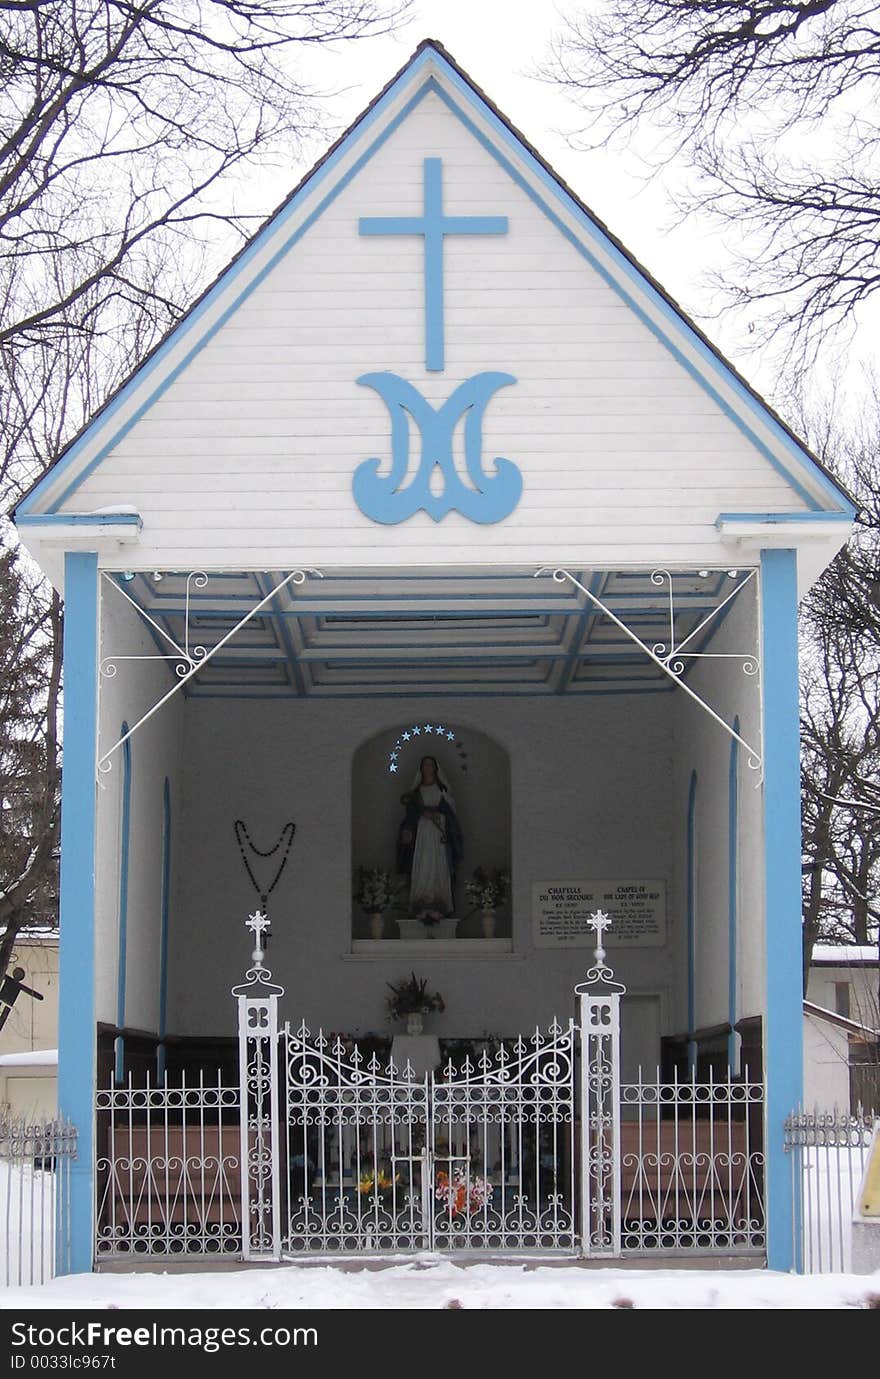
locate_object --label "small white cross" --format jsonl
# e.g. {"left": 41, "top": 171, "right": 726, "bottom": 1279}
{"left": 589, "top": 910, "right": 612, "bottom": 940}
{"left": 589, "top": 909, "right": 612, "bottom": 962}
{"left": 246, "top": 911, "right": 270, "bottom": 942}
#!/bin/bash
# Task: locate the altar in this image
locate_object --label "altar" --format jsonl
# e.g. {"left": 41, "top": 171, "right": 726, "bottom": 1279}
{"left": 390, "top": 1034, "right": 442, "bottom": 1077}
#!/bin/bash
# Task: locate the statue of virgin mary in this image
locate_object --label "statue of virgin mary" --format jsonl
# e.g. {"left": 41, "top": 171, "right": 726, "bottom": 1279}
{"left": 397, "top": 755, "right": 463, "bottom": 919}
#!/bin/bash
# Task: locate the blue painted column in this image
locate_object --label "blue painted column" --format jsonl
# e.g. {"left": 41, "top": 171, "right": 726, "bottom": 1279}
{"left": 760, "top": 548, "right": 803, "bottom": 1272}
{"left": 57, "top": 551, "right": 99, "bottom": 1274}
{"left": 728, "top": 723, "right": 740, "bottom": 1071}
{"left": 157, "top": 778, "right": 172, "bottom": 1082}
{"left": 686, "top": 772, "right": 698, "bottom": 1075}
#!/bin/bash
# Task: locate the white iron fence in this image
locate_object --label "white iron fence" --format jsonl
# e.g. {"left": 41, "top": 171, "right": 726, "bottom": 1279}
{"left": 785, "top": 1105, "right": 877, "bottom": 1273}
{"left": 620, "top": 1069, "right": 765, "bottom": 1254}
{"left": 94, "top": 1072, "right": 242, "bottom": 1258}
{"left": 1, "top": 1115, "right": 76, "bottom": 1286}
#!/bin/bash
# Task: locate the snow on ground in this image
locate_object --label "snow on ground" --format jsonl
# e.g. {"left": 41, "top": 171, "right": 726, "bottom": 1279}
{"left": 0, "top": 1259, "right": 877, "bottom": 1310}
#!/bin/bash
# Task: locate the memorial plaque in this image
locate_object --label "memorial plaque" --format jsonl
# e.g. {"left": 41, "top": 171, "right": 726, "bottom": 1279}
{"left": 531, "top": 880, "right": 666, "bottom": 948}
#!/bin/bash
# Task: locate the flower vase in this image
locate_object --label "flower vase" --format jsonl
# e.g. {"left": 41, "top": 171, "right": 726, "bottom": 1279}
{"left": 406, "top": 1011, "right": 424, "bottom": 1036}
{"left": 480, "top": 906, "right": 496, "bottom": 939}
{"left": 368, "top": 911, "right": 384, "bottom": 941}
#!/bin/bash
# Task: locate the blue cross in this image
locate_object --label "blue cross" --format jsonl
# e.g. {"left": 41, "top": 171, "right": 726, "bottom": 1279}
{"left": 359, "top": 157, "right": 508, "bottom": 372}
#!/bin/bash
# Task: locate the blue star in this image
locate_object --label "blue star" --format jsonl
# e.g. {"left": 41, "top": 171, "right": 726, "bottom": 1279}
{"left": 435, "top": 724, "right": 445, "bottom": 735}
{"left": 446, "top": 730, "right": 455, "bottom": 740}
{"left": 389, "top": 762, "right": 398, "bottom": 773}
{"left": 424, "top": 724, "right": 434, "bottom": 734}
{"left": 412, "top": 725, "right": 422, "bottom": 735}
{"left": 389, "top": 751, "right": 398, "bottom": 761}
{"left": 402, "top": 731, "right": 411, "bottom": 742}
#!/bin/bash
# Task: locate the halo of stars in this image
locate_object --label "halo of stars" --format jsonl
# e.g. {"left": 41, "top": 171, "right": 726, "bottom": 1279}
{"left": 388, "top": 723, "right": 456, "bottom": 773}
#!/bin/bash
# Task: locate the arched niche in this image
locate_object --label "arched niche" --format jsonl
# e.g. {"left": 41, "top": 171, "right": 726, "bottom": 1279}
{"left": 351, "top": 723, "right": 511, "bottom": 940}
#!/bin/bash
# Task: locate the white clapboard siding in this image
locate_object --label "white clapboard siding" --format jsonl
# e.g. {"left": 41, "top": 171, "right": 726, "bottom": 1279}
{"left": 60, "top": 83, "right": 810, "bottom": 571}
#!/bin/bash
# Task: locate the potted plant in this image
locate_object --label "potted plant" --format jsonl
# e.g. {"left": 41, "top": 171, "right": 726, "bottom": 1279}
{"left": 354, "top": 865, "right": 398, "bottom": 940}
{"left": 465, "top": 867, "right": 510, "bottom": 938}
{"left": 386, "top": 972, "right": 445, "bottom": 1035}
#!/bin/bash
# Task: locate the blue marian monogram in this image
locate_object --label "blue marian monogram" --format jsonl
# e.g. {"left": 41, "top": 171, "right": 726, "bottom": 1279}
{"left": 354, "top": 372, "right": 520, "bottom": 525}
{"left": 355, "top": 157, "right": 521, "bottom": 525}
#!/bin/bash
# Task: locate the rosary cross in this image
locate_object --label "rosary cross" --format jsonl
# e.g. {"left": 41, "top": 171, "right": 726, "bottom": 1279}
{"left": 588, "top": 909, "right": 612, "bottom": 961}
{"left": 246, "top": 909, "right": 270, "bottom": 961}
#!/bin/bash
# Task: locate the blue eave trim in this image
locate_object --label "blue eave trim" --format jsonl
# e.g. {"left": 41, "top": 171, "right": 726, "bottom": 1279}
{"left": 56, "top": 551, "right": 99, "bottom": 1274}
{"left": 18, "top": 44, "right": 847, "bottom": 518}
{"left": 716, "top": 510, "right": 854, "bottom": 526}
{"left": 15, "top": 512, "right": 142, "bottom": 528}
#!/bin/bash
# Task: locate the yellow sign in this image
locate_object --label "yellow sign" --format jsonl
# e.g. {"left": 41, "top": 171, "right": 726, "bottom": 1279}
{"left": 857, "top": 1127, "right": 880, "bottom": 1218}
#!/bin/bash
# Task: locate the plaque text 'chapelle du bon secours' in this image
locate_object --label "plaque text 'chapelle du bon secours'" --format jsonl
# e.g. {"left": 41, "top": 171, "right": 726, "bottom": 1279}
{"left": 531, "top": 881, "right": 666, "bottom": 948}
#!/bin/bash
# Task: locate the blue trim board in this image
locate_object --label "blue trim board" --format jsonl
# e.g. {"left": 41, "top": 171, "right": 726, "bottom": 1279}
{"left": 16, "top": 512, "right": 142, "bottom": 528}
{"left": 716, "top": 511, "right": 852, "bottom": 527}
{"left": 114, "top": 728, "right": 132, "bottom": 1084}
{"left": 686, "top": 771, "right": 698, "bottom": 1075}
{"left": 56, "top": 551, "right": 99, "bottom": 1275}
{"left": 157, "top": 778, "right": 172, "bottom": 1083}
{"left": 760, "top": 549, "right": 803, "bottom": 1272}
{"left": 17, "top": 47, "right": 851, "bottom": 520}
{"left": 728, "top": 720, "right": 739, "bottom": 1071}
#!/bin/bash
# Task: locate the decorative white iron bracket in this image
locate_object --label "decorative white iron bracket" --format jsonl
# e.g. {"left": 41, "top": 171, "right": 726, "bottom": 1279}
{"left": 536, "top": 566, "right": 763, "bottom": 776}
{"left": 576, "top": 910, "right": 625, "bottom": 1259}
{"left": 232, "top": 911, "right": 283, "bottom": 1261}
{"left": 97, "top": 567, "right": 322, "bottom": 778}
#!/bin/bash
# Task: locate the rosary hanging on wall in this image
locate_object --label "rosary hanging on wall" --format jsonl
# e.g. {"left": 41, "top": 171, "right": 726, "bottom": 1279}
{"left": 233, "top": 819, "right": 296, "bottom": 945}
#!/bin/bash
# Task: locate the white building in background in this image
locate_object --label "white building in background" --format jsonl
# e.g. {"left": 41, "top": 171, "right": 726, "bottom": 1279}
{"left": 0, "top": 929, "right": 59, "bottom": 1118}
{"left": 804, "top": 945, "right": 879, "bottom": 1111}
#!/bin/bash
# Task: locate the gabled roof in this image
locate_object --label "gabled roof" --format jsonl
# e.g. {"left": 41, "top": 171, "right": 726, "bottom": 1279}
{"left": 13, "top": 38, "right": 855, "bottom": 525}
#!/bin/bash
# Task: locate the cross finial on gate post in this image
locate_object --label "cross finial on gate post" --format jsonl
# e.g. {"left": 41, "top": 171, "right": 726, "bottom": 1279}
{"left": 245, "top": 909, "right": 270, "bottom": 968}
{"left": 588, "top": 909, "right": 612, "bottom": 967}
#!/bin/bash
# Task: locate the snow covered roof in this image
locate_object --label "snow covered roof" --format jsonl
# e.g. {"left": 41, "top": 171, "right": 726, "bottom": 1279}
{"left": 0, "top": 1049, "right": 58, "bottom": 1068}
{"left": 810, "top": 945, "right": 878, "bottom": 966}
{"left": 803, "top": 1002, "right": 879, "bottom": 1039}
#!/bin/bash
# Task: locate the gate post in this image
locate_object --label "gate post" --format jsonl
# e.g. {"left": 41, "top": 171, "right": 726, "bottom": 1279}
{"left": 576, "top": 910, "right": 625, "bottom": 1257}
{"left": 233, "top": 911, "right": 283, "bottom": 1261}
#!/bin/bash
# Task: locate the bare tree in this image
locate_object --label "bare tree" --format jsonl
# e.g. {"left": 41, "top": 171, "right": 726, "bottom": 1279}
{"left": 0, "top": 0, "right": 408, "bottom": 983}
{"left": 547, "top": 0, "right": 880, "bottom": 360}
{"left": 798, "top": 389, "right": 880, "bottom": 998}
{"left": 0, "top": 539, "right": 60, "bottom": 975}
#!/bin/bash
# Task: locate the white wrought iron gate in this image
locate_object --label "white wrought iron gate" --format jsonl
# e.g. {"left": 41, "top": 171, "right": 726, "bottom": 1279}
{"left": 282, "top": 1020, "right": 578, "bottom": 1254}
{"left": 231, "top": 908, "right": 623, "bottom": 1258}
